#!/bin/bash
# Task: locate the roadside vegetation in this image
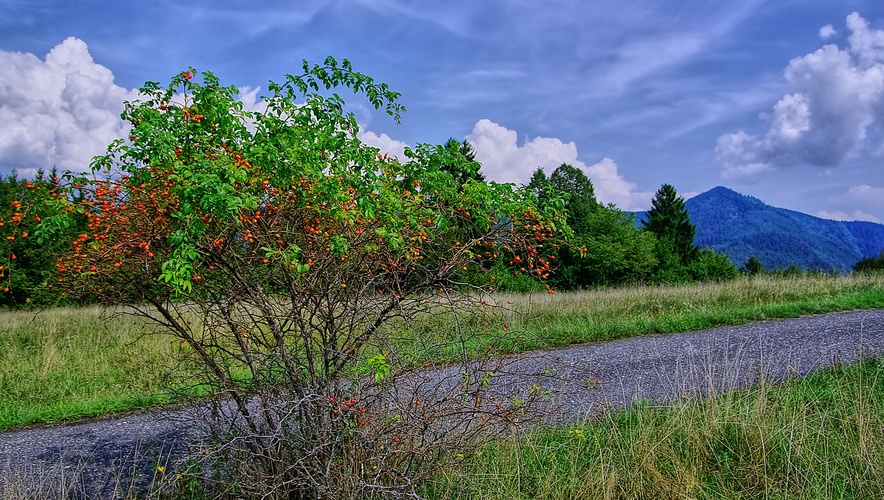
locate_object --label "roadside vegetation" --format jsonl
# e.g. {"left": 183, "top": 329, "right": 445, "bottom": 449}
{"left": 2, "top": 275, "right": 882, "bottom": 498}
{"left": 2, "top": 272, "right": 883, "bottom": 431}
{"left": 428, "top": 357, "right": 884, "bottom": 499}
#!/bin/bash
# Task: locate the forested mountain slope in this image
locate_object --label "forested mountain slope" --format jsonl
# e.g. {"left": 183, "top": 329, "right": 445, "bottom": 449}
{"left": 639, "top": 186, "right": 884, "bottom": 271}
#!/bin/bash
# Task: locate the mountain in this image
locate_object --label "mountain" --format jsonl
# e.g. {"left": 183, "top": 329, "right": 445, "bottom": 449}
{"left": 638, "top": 186, "right": 884, "bottom": 272}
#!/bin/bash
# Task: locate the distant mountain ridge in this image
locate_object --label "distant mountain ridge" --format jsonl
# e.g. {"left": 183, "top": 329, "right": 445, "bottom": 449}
{"left": 639, "top": 186, "right": 884, "bottom": 272}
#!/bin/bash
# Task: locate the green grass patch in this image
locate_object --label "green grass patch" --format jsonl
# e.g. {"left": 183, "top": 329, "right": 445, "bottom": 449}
{"left": 0, "top": 306, "right": 180, "bottom": 429}
{"left": 501, "top": 274, "right": 884, "bottom": 350}
{"left": 2, "top": 274, "right": 883, "bottom": 430}
{"left": 428, "top": 358, "right": 884, "bottom": 499}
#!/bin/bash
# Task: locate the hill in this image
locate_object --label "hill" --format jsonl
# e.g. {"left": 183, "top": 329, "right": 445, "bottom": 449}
{"left": 639, "top": 187, "right": 884, "bottom": 272}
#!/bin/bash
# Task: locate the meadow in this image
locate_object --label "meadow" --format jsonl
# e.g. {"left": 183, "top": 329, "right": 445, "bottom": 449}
{"left": 4, "top": 273, "right": 882, "bottom": 430}
{"left": 428, "top": 357, "right": 884, "bottom": 499}
{"left": 1, "top": 273, "right": 883, "bottom": 498}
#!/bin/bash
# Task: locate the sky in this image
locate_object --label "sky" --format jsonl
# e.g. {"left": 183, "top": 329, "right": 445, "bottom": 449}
{"left": 2, "top": 1, "right": 884, "bottom": 222}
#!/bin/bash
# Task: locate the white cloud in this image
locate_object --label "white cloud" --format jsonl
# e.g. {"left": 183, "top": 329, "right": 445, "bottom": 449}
{"left": 237, "top": 86, "right": 267, "bottom": 114}
{"left": 357, "top": 130, "right": 409, "bottom": 160}
{"left": 715, "top": 12, "right": 884, "bottom": 182}
{"left": 847, "top": 12, "right": 884, "bottom": 67}
{"left": 815, "top": 184, "right": 884, "bottom": 222}
{"left": 815, "top": 210, "right": 879, "bottom": 223}
{"left": 819, "top": 24, "right": 837, "bottom": 39}
{"left": 584, "top": 157, "right": 654, "bottom": 211}
{"left": 845, "top": 184, "right": 884, "bottom": 207}
{"left": 466, "top": 119, "right": 652, "bottom": 210}
{"left": 0, "top": 37, "right": 139, "bottom": 173}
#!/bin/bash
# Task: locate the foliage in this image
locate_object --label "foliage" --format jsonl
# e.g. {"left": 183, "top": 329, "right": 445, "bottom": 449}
{"left": 854, "top": 249, "right": 884, "bottom": 273}
{"left": 527, "top": 168, "right": 549, "bottom": 202}
{"left": 527, "top": 165, "right": 660, "bottom": 289}
{"left": 689, "top": 247, "right": 738, "bottom": 281}
{"left": 553, "top": 205, "right": 656, "bottom": 288}
{"left": 0, "top": 169, "right": 83, "bottom": 307}
{"left": 642, "top": 183, "right": 698, "bottom": 270}
{"left": 8, "top": 59, "right": 568, "bottom": 498}
{"left": 438, "top": 138, "right": 484, "bottom": 187}
{"left": 743, "top": 255, "right": 765, "bottom": 275}
{"left": 544, "top": 164, "right": 598, "bottom": 235}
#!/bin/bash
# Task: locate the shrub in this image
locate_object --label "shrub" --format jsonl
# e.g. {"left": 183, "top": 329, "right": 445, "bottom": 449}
{"left": 9, "top": 59, "right": 572, "bottom": 498}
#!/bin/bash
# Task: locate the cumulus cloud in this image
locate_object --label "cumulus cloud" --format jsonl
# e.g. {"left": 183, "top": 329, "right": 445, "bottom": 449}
{"left": 819, "top": 24, "right": 837, "bottom": 39}
{"left": 0, "top": 37, "right": 139, "bottom": 174}
{"left": 716, "top": 12, "right": 884, "bottom": 182}
{"left": 816, "top": 210, "right": 879, "bottom": 222}
{"left": 466, "top": 119, "right": 652, "bottom": 210}
{"left": 357, "top": 130, "right": 409, "bottom": 160}
{"left": 237, "top": 86, "right": 268, "bottom": 114}
{"left": 815, "top": 184, "right": 884, "bottom": 222}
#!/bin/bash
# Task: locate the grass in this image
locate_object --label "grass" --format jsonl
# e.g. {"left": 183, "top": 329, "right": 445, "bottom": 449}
{"left": 0, "top": 306, "right": 180, "bottom": 429}
{"left": 405, "top": 273, "right": 884, "bottom": 359}
{"left": 427, "top": 357, "right": 884, "bottom": 499}
{"left": 2, "top": 273, "right": 883, "bottom": 498}
{"left": 1, "top": 273, "right": 883, "bottom": 430}
{"left": 506, "top": 273, "right": 884, "bottom": 348}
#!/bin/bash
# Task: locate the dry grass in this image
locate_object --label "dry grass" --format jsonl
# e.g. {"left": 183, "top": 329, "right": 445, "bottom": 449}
{"left": 429, "top": 358, "right": 884, "bottom": 499}
{"left": 3, "top": 274, "right": 884, "bottom": 430}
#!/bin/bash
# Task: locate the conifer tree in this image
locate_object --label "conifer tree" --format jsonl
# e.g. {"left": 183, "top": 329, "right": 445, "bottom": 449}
{"left": 642, "top": 184, "right": 698, "bottom": 267}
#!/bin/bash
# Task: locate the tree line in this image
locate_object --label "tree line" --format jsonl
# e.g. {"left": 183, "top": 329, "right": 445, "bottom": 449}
{"left": 521, "top": 164, "right": 737, "bottom": 290}
{"left": 6, "top": 141, "right": 880, "bottom": 308}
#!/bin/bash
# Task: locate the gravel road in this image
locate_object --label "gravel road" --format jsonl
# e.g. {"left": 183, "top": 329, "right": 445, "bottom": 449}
{"left": 2, "top": 308, "right": 883, "bottom": 498}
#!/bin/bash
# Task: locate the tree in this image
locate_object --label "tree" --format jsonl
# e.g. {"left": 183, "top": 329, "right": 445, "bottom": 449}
{"left": 15, "top": 60, "right": 568, "bottom": 498}
{"left": 743, "top": 255, "right": 765, "bottom": 275}
{"left": 437, "top": 138, "right": 484, "bottom": 187}
{"left": 549, "top": 163, "right": 597, "bottom": 235}
{"left": 0, "top": 169, "right": 82, "bottom": 307}
{"left": 853, "top": 249, "right": 884, "bottom": 273}
{"left": 554, "top": 206, "right": 657, "bottom": 288}
{"left": 527, "top": 167, "right": 550, "bottom": 201}
{"left": 642, "top": 184, "right": 698, "bottom": 278}
{"left": 689, "top": 247, "right": 738, "bottom": 281}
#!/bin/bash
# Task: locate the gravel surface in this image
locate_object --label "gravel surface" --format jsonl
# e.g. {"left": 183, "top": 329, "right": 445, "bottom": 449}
{"left": 2, "top": 308, "right": 883, "bottom": 498}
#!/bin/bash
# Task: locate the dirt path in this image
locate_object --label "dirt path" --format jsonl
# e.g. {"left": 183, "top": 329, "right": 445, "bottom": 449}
{"left": 2, "top": 309, "right": 884, "bottom": 498}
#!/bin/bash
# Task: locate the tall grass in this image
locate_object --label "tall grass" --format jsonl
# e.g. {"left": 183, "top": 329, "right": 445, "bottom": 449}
{"left": 2, "top": 273, "right": 883, "bottom": 430}
{"left": 502, "top": 273, "right": 884, "bottom": 349}
{"left": 0, "top": 306, "right": 179, "bottom": 429}
{"left": 428, "top": 358, "right": 884, "bottom": 499}
{"left": 410, "top": 273, "right": 884, "bottom": 357}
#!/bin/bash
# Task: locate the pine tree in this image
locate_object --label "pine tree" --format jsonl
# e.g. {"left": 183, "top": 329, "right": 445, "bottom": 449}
{"left": 440, "top": 138, "right": 484, "bottom": 186}
{"left": 527, "top": 167, "right": 549, "bottom": 201}
{"left": 744, "top": 255, "right": 765, "bottom": 275}
{"left": 642, "top": 184, "right": 698, "bottom": 267}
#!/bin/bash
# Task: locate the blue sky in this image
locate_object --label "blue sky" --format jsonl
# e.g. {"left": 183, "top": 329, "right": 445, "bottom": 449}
{"left": 2, "top": 0, "right": 884, "bottom": 221}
